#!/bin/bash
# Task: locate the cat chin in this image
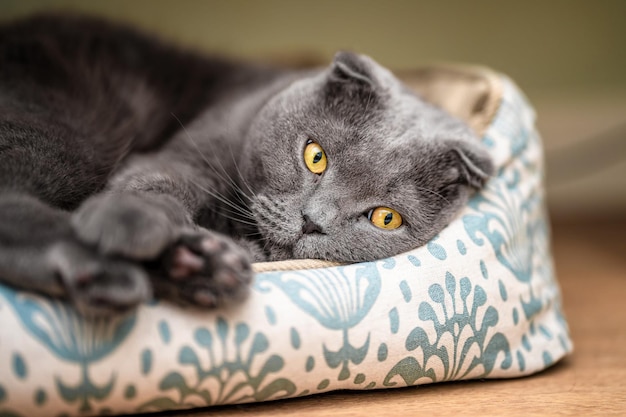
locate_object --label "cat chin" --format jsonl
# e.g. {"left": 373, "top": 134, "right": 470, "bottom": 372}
{"left": 264, "top": 234, "right": 330, "bottom": 262}
{"left": 292, "top": 235, "right": 357, "bottom": 263}
{"left": 266, "top": 246, "right": 294, "bottom": 262}
{"left": 292, "top": 235, "right": 323, "bottom": 259}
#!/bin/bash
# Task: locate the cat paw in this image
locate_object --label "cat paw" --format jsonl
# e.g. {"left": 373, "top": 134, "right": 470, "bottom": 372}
{"left": 48, "top": 241, "right": 152, "bottom": 316}
{"left": 71, "top": 193, "right": 184, "bottom": 259}
{"left": 150, "top": 230, "right": 254, "bottom": 309}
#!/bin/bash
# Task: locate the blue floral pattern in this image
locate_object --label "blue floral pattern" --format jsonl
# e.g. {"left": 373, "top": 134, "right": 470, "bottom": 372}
{"left": 256, "top": 262, "right": 381, "bottom": 381}
{"left": 383, "top": 271, "right": 512, "bottom": 387}
{"left": 0, "top": 76, "right": 571, "bottom": 416}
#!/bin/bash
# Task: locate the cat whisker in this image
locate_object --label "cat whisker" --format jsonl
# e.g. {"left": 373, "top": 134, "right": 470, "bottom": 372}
{"left": 227, "top": 140, "right": 257, "bottom": 200}
{"left": 363, "top": 88, "right": 374, "bottom": 116}
{"left": 216, "top": 212, "right": 259, "bottom": 227}
{"left": 171, "top": 113, "right": 253, "bottom": 206}
{"left": 186, "top": 177, "right": 255, "bottom": 220}
{"left": 415, "top": 186, "right": 451, "bottom": 205}
{"left": 219, "top": 110, "right": 258, "bottom": 200}
{"left": 200, "top": 201, "right": 258, "bottom": 226}
{"left": 260, "top": 237, "right": 273, "bottom": 257}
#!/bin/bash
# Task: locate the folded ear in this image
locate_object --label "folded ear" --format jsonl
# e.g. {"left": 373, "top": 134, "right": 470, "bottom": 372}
{"left": 448, "top": 139, "right": 494, "bottom": 189}
{"left": 328, "top": 51, "right": 376, "bottom": 88}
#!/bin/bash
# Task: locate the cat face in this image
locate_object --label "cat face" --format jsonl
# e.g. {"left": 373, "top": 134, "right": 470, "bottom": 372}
{"left": 242, "top": 52, "right": 493, "bottom": 262}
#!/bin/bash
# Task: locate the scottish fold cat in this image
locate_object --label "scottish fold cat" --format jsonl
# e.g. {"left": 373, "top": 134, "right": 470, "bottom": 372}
{"left": 0, "top": 15, "right": 493, "bottom": 315}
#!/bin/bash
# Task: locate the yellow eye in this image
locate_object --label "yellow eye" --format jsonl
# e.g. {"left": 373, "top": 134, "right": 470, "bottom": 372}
{"left": 368, "top": 207, "right": 403, "bottom": 230}
{"left": 304, "top": 140, "right": 327, "bottom": 174}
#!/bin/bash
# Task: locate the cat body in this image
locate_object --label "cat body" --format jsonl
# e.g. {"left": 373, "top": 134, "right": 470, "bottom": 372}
{"left": 0, "top": 15, "right": 493, "bottom": 315}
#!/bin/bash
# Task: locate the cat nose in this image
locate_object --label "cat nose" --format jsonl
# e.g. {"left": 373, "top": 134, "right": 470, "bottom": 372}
{"left": 302, "top": 214, "right": 324, "bottom": 235}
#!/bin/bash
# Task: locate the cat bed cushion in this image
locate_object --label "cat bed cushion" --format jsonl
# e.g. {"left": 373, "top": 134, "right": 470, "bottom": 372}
{"left": 0, "top": 67, "right": 572, "bottom": 416}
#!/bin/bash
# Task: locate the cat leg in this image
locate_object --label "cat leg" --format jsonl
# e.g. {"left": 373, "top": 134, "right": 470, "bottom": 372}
{"left": 0, "top": 115, "right": 152, "bottom": 316}
{"left": 0, "top": 192, "right": 151, "bottom": 315}
{"left": 71, "top": 163, "right": 254, "bottom": 309}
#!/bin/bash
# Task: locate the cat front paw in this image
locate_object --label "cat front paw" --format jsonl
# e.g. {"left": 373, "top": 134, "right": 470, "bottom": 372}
{"left": 70, "top": 193, "right": 254, "bottom": 311}
{"left": 150, "top": 230, "right": 254, "bottom": 308}
{"left": 71, "top": 192, "right": 188, "bottom": 259}
{"left": 48, "top": 241, "right": 152, "bottom": 316}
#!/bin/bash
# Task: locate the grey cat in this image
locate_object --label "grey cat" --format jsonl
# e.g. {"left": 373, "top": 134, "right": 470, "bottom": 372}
{"left": 0, "top": 15, "right": 493, "bottom": 316}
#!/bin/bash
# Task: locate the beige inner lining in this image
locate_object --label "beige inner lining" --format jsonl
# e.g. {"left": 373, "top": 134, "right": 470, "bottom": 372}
{"left": 252, "top": 65, "right": 504, "bottom": 274}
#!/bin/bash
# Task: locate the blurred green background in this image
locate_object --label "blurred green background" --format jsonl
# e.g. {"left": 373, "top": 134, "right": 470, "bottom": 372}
{"left": 1, "top": 0, "right": 625, "bottom": 218}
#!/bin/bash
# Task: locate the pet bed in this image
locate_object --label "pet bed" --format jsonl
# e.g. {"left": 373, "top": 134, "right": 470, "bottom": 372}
{"left": 0, "top": 65, "right": 572, "bottom": 417}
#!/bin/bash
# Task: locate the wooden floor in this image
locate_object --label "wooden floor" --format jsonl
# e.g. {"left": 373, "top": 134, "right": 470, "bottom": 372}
{"left": 137, "top": 219, "right": 626, "bottom": 416}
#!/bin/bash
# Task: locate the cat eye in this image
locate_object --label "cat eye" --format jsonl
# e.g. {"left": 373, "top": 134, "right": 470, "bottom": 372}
{"left": 303, "top": 140, "right": 327, "bottom": 174}
{"left": 367, "top": 207, "right": 403, "bottom": 230}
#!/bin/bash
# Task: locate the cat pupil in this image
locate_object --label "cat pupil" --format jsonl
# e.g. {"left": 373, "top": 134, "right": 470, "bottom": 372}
{"left": 313, "top": 152, "right": 322, "bottom": 164}
{"left": 384, "top": 213, "right": 393, "bottom": 225}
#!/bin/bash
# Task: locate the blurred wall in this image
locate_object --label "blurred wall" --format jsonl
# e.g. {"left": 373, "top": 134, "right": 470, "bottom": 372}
{"left": 1, "top": 0, "right": 625, "bottom": 219}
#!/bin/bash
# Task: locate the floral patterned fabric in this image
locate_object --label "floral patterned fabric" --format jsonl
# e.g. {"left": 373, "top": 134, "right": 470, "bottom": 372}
{"left": 0, "top": 76, "right": 572, "bottom": 417}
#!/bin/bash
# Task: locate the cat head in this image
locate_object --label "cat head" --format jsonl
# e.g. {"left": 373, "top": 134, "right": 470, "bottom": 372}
{"left": 242, "top": 52, "right": 493, "bottom": 262}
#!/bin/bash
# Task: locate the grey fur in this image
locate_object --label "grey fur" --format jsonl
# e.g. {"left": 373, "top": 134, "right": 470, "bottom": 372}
{"left": 0, "top": 16, "right": 493, "bottom": 316}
